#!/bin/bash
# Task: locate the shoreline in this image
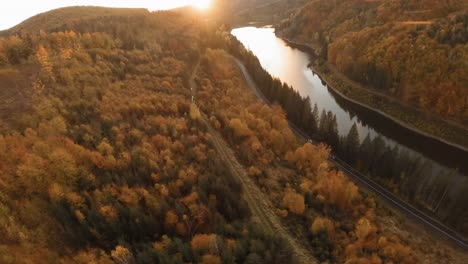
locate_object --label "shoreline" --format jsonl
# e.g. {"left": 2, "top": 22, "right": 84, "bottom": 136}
{"left": 278, "top": 35, "right": 468, "bottom": 154}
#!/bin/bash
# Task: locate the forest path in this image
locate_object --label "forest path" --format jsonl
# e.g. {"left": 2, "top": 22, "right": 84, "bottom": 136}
{"left": 189, "top": 55, "right": 317, "bottom": 264}
{"left": 202, "top": 117, "right": 317, "bottom": 264}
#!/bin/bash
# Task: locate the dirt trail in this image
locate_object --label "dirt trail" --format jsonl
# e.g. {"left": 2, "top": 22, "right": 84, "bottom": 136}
{"left": 202, "top": 117, "right": 317, "bottom": 264}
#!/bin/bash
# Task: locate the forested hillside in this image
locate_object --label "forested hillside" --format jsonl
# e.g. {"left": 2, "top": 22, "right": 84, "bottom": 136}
{"left": 0, "top": 6, "right": 466, "bottom": 263}
{"left": 277, "top": 0, "right": 468, "bottom": 124}
{"left": 0, "top": 7, "right": 293, "bottom": 263}
{"left": 173, "top": 0, "right": 309, "bottom": 26}
{"left": 230, "top": 0, "right": 309, "bottom": 25}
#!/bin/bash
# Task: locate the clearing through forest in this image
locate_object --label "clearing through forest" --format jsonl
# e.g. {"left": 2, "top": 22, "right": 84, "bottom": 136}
{"left": 202, "top": 117, "right": 317, "bottom": 264}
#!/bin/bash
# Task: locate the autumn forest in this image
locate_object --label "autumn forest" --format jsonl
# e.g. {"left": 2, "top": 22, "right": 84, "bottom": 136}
{"left": 0, "top": 3, "right": 467, "bottom": 264}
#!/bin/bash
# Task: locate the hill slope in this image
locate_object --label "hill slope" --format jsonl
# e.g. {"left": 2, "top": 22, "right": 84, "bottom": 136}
{"left": 0, "top": 7, "right": 294, "bottom": 263}
{"left": 174, "top": 0, "right": 309, "bottom": 26}
{"left": 277, "top": 0, "right": 468, "bottom": 124}
{"left": 0, "top": 6, "right": 466, "bottom": 263}
{"left": 7, "top": 6, "right": 149, "bottom": 34}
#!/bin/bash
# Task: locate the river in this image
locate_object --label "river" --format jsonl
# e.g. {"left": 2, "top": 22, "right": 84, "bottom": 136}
{"left": 231, "top": 27, "right": 468, "bottom": 214}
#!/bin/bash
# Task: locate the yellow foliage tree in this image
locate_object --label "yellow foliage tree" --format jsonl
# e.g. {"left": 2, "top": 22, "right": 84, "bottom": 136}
{"left": 355, "top": 217, "right": 377, "bottom": 241}
{"left": 286, "top": 143, "right": 330, "bottom": 175}
{"left": 229, "top": 118, "right": 252, "bottom": 138}
{"left": 201, "top": 254, "right": 221, "bottom": 264}
{"left": 36, "top": 45, "right": 53, "bottom": 76}
{"left": 111, "top": 245, "right": 134, "bottom": 264}
{"left": 190, "top": 103, "right": 201, "bottom": 120}
{"left": 153, "top": 235, "right": 171, "bottom": 251}
{"left": 165, "top": 210, "right": 179, "bottom": 228}
{"left": 314, "top": 169, "right": 361, "bottom": 211}
{"left": 99, "top": 205, "right": 118, "bottom": 220}
{"left": 283, "top": 189, "right": 305, "bottom": 215}
{"left": 311, "top": 216, "right": 335, "bottom": 239}
{"left": 191, "top": 234, "right": 217, "bottom": 252}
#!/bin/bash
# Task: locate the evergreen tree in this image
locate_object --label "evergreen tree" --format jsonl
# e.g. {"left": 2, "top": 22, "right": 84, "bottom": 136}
{"left": 328, "top": 113, "right": 339, "bottom": 150}
{"left": 301, "top": 97, "right": 312, "bottom": 132}
{"left": 345, "top": 123, "right": 360, "bottom": 164}
{"left": 369, "top": 136, "right": 386, "bottom": 173}
{"left": 378, "top": 147, "right": 395, "bottom": 180}
{"left": 337, "top": 135, "right": 347, "bottom": 158}
{"left": 319, "top": 109, "right": 328, "bottom": 140}
{"left": 359, "top": 133, "right": 373, "bottom": 171}
{"left": 311, "top": 103, "right": 319, "bottom": 134}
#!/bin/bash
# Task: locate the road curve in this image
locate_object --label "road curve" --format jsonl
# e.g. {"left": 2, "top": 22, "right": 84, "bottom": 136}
{"left": 233, "top": 57, "right": 468, "bottom": 251}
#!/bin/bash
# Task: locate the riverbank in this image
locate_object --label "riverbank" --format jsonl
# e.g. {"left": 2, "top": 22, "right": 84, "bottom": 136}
{"left": 278, "top": 35, "right": 468, "bottom": 153}
{"left": 232, "top": 52, "right": 468, "bottom": 253}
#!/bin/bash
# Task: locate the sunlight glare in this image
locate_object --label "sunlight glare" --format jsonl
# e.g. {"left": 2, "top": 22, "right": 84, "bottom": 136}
{"left": 193, "top": 0, "right": 212, "bottom": 10}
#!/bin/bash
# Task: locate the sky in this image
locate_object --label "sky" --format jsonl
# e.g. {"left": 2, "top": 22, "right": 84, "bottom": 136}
{"left": 0, "top": 0, "right": 206, "bottom": 30}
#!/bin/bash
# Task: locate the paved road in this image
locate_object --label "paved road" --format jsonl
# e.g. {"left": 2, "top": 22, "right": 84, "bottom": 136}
{"left": 233, "top": 58, "right": 468, "bottom": 251}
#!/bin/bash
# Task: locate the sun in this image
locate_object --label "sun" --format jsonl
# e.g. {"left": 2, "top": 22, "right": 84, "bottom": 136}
{"left": 193, "top": 0, "right": 212, "bottom": 10}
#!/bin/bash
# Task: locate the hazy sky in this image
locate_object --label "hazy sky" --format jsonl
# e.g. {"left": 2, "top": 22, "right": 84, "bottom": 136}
{"left": 0, "top": 0, "right": 204, "bottom": 30}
